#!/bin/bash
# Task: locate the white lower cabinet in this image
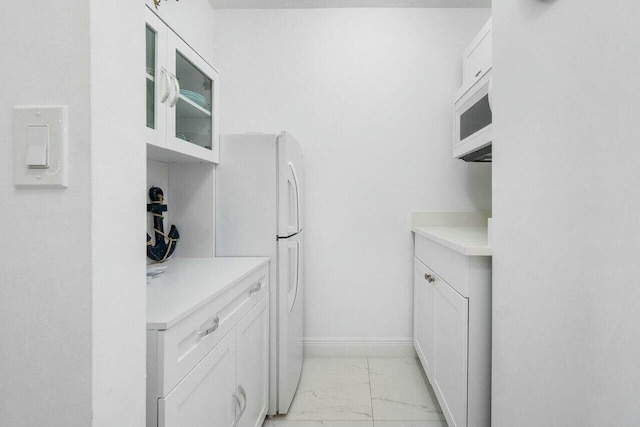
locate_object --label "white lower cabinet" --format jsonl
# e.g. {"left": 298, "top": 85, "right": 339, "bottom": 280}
{"left": 433, "top": 279, "right": 468, "bottom": 427}
{"left": 236, "top": 295, "right": 269, "bottom": 427}
{"left": 147, "top": 261, "right": 270, "bottom": 427}
{"left": 159, "top": 332, "right": 236, "bottom": 427}
{"left": 413, "top": 260, "right": 436, "bottom": 379}
{"left": 413, "top": 233, "right": 491, "bottom": 427}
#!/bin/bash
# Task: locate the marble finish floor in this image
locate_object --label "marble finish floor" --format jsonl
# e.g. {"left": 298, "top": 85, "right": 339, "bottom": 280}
{"left": 264, "top": 357, "right": 447, "bottom": 427}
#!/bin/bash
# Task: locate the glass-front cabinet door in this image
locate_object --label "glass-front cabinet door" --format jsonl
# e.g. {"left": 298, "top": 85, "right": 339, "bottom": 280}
{"left": 166, "top": 35, "right": 220, "bottom": 163}
{"left": 146, "top": 26, "right": 155, "bottom": 130}
{"left": 145, "top": 8, "right": 219, "bottom": 164}
{"left": 145, "top": 11, "right": 168, "bottom": 150}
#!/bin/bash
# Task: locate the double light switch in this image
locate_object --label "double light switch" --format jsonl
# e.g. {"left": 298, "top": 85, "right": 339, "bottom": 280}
{"left": 14, "top": 106, "right": 68, "bottom": 188}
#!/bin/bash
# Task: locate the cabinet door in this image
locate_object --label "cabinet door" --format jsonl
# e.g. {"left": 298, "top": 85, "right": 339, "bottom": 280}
{"left": 158, "top": 332, "right": 236, "bottom": 427}
{"left": 236, "top": 295, "right": 269, "bottom": 427}
{"left": 166, "top": 34, "right": 220, "bottom": 163}
{"left": 463, "top": 18, "right": 492, "bottom": 87}
{"left": 145, "top": 9, "right": 169, "bottom": 148}
{"left": 413, "top": 259, "right": 436, "bottom": 379}
{"left": 434, "top": 281, "right": 469, "bottom": 427}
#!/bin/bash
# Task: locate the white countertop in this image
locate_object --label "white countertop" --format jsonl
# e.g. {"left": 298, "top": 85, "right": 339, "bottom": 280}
{"left": 411, "top": 211, "right": 492, "bottom": 256}
{"left": 146, "top": 257, "right": 269, "bottom": 330}
{"left": 412, "top": 226, "right": 491, "bottom": 256}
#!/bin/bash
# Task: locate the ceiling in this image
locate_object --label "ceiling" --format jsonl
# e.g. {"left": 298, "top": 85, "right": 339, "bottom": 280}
{"left": 209, "top": 0, "right": 491, "bottom": 9}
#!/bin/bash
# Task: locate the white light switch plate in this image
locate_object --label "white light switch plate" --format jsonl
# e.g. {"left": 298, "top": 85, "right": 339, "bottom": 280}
{"left": 14, "top": 106, "right": 68, "bottom": 188}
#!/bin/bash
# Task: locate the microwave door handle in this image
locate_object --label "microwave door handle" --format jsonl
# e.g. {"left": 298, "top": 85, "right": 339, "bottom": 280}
{"left": 488, "top": 76, "right": 493, "bottom": 111}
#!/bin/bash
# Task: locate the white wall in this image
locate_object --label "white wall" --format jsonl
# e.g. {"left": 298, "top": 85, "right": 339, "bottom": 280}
{"left": 211, "top": 8, "right": 491, "bottom": 347}
{"left": 0, "top": 2, "right": 146, "bottom": 425}
{"left": 492, "top": 1, "right": 640, "bottom": 425}
{"left": 0, "top": 2, "right": 93, "bottom": 425}
{"left": 90, "top": 1, "right": 146, "bottom": 425}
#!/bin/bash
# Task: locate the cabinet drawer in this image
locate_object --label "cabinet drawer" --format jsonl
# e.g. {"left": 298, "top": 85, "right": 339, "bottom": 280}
{"left": 415, "top": 235, "right": 469, "bottom": 297}
{"left": 157, "top": 265, "right": 268, "bottom": 396}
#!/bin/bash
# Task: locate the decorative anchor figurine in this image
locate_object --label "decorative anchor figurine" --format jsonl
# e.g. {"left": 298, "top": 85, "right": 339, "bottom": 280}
{"left": 146, "top": 187, "right": 180, "bottom": 263}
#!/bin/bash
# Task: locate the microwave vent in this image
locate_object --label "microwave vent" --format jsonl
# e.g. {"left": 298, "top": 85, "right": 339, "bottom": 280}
{"left": 460, "top": 145, "right": 492, "bottom": 162}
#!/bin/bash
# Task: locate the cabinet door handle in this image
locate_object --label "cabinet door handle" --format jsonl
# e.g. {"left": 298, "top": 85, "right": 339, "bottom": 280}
{"left": 424, "top": 273, "right": 435, "bottom": 283}
{"left": 168, "top": 72, "right": 180, "bottom": 108}
{"left": 475, "top": 69, "right": 482, "bottom": 77}
{"left": 249, "top": 282, "right": 262, "bottom": 295}
{"left": 160, "top": 67, "right": 171, "bottom": 103}
{"left": 231, "top": 393, "right": 242, "bottom": 427}
{"left": 195, "top": 316, "right": 219, "bottom": 340}
{"left": 238, "top": 385, "right": 247, "bottom": 412}
{"left": 231, "top": 385, "right": 247, "bottom": 427}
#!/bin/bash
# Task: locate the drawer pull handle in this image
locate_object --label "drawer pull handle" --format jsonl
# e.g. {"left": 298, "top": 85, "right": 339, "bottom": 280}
{"left": 475, "top": 69, "right": 482, "bottom": 77}
{"left": 249, "top": 282, "right": 262, "bottom": 295}
{"left": 424, "top": 274, "right": 435, "bottom": 283}
{"left": 195, "top": 316, "right": 219, "bottom": 340}
{"left": 232, "top": 385, "right": 247, "bottom": 427}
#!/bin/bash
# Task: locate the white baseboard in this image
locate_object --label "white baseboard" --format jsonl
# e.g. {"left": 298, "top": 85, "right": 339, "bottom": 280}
{"left": 303, "top": 337, "right": 416, "bottom": 358}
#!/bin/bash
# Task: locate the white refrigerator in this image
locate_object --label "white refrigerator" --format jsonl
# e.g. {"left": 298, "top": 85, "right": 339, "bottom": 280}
{"left": 216, "top": 132, "right": 304, "bottom": 415}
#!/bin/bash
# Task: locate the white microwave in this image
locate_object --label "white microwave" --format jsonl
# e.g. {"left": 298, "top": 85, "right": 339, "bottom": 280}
{"left": 453, "top": 71, "right": 492, "bottom": 162}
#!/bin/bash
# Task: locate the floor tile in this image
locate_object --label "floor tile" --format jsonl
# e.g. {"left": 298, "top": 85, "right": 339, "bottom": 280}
{"left": 284, "top": 358, "right": 373, "bottom": 421}
{"left": 264, "top": 420, "right": 374, "bottom": 427}
{"left": 368, "top": 358, "right": 444, "bottom": 421}
{"left": 302, "top": 358, "right": 370, "bottom": 376}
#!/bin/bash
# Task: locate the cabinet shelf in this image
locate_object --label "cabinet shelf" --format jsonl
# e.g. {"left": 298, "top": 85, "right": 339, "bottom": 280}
{"left": 147, "top": 139, "right": 215, "bottom": 163}
{"left": 177, "top": 95, "right": 211, "bottom": 118}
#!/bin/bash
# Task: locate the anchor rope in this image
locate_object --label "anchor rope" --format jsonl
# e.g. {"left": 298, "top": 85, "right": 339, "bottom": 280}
{"left": 150, "top": 197, "right": 166, "bottom": 219}
{"left": 161, "top": 239, "right": 175, "bottom": 263}
{"left": 151, "top": 227, "right": 179, "bottom": 263}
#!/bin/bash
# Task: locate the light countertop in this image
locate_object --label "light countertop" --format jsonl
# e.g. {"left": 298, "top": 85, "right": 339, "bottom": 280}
{"left": 411, "top": 212, "right": 492, "bottom": 256}
{"left": 146, "top": 257, "right": 269, "bottom": 330}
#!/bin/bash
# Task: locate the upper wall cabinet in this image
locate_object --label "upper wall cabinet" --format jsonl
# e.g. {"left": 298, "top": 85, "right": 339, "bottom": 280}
{"left": 145, "top": 8, "right": 220, "bottom": 164}
{"left": 462, "top": 18, "right": 492, "bottom": 91}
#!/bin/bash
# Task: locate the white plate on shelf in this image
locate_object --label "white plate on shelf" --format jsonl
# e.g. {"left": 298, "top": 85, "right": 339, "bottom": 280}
{"left": 180, "top": 89, "right": 207, "bottom": 107}
{"left": 147, "top": 265, "right": 168, "bottom": 281}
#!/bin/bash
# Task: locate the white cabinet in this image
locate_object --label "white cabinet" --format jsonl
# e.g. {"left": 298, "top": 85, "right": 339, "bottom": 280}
{"left": 462, "top": 18, "right": 492, "bottom": 89}
{"left": 147, "top": 260, "right": 270, "bottom": 427}
{"left": 413, "top": 260, "right": 435, "bottom": 379}
{"left": 413, "top": 233, "right": 491, "bottom": 427}
{"left": 433, "top": 276, "right": 469, "bottom": 427}
{"left": 145, "top": 7, "right": 220, "bottom": 163}
{"left": 159, "top": 332, "right": 236, "bottom": 427}
{"left": 157, "top": 297, "right": 269, "bottom": 427}
{"left": 236, "top": 295, "right": 270, "bottom": 427}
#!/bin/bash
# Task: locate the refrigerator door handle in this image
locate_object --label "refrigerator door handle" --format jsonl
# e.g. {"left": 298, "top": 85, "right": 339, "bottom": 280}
{"left": 288, "top": 240, "right": 300, "bottom": 314}
{"left": 288, "top": 162, "right": 301, "bottom": 233}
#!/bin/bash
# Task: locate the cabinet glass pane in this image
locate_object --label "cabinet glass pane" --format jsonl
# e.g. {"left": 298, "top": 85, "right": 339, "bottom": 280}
{"left": 460, "top": 94, "right": 491, "bottom": 140}
{"left": 146, "top": 25, "right": 156, "bottom": 130}
{"left": 175, "top": 52, "right": 213, "bottom": 150}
